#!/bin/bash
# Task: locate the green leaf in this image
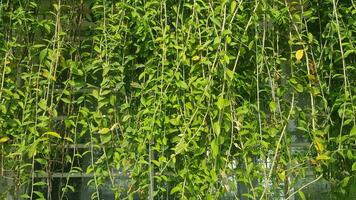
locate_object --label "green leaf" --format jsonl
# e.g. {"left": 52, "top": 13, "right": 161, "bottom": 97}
{"left": 225, "top": 68, "right": 234, "bottom": 80}
{"left": 43, "top": 131, "right": 61, "bottom": 139}
{"left": 33, "top": 191, "right": 45, "bottom": 200}
{"left": 350, "top": 126, "right": 356, "bottom": 136}
{"left": 35, "top": 158, "right": 47, "bottom": 165}
{"left": 352, "top": 162, "right": 356, "bottom": 171}
{"left": 174, "top": 141, "right": 187, "bottom": 154}
{"left": 28, "top": 141, "right": 38, "bottom": 158}
{"left": 64, "top": 137, "right": 74, "bottom": 143}
{"left": 211, "top": 139, "right": 219, "bottom": 158}
{"left": 295, "top": 84, "right": 303, "bottom": 93}
{"left": 230, "top": 1, "right": 237, "bottom": 14}
{"left": 216, "top": 97, "right": 230, "bottom": 110}
{"left": 170, "top": 183, "right": 182, "bottom": 194}
{"left": 92, "top": 90, "right": 99, "bottom": 99}
{"left": 316, "top": 154, "right": 330, "bottom": 160}
{"left": 295, "top": 49, "right": 304, "bottom": 61}
{"left": 214, "top": 36, "right": 221, "bottom": 45}
{"left": 341, "top": 177, "right": 350, "bottom": 187}
{"left": 39, "top": 49, "right": 48, "bottom": 62}
{"left": 210, "top": 169, "right": 217, "bottom": 182}
{"left": 298, "top": 191, "right": 306, "bottom": 200}
{"left": 122, "top": 115, "right": 131, "bottom": 122}
{"left": 289, "top": 78, "right": 297, "bottom": 84}
{"left": 269, "top": 101, "right": 277, "bottom": 112}
{"left": 0, "top": 136, "right": 10, "bottom": 143}
{"left": 100, "top": 134, "right": 112, "bottom": 144}
{"left": 176, "top": 80, "right": 188, "bottom": 90}
{"left": 169, "top": 117, "right": 180, "bottom": 126}
{"left": 67, "top": 185, "right": 75, "bottom": 192}
{"left": 61, "top": 98, "right": 71, "bottom": 104}
{"left": 130, "top": 82, "right": 141, "bottom": 89}
{"left": 313, "top": 130, "right": 325, "bottom": 136}
{"left": 38, "top": 99, "right": 47, "bottom": 110}
{"left": 42, "top": 70, "right": 56, "bottom": 81}
{"left": 278, "top": 170, "right": 285, "bottom": 181}
{"left": 213, "top": 122, "right": 221, "bottom": 136}
{"left": 344, "top": 49, "right": 355, "bottom": 59}
{"left": 307, "top": 32, "right": 313, "bottom": 43}
{"left": 192, "top": 55, "right": 200, "bottom": 61}
{"left": 303, "top": 10, "right": 313, "bottom": 18}
{"left": 99, "top": 128, "right": 110, "bottom": 134}
{"left": 33, "top": 181, "right": 47, "bottom": 186}
{"left": 211, "top": 17, "right": 221, "bottom": 28}
{"left": 19, "top": 194, "right": 30, "bottom": 199}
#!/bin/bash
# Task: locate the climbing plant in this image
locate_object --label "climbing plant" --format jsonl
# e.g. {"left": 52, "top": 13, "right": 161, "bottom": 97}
{"left": 0, "top": 0, "right": 355, "bottom": 199}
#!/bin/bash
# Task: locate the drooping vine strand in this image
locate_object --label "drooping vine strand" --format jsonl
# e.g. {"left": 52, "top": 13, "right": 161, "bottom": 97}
{"left": 0, "top": 0, "right": 354, "bottom": 199}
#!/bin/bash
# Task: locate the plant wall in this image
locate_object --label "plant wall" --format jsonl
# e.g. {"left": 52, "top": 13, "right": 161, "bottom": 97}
{"left": 0, "top": 0, "right": 355, "bottom": 199}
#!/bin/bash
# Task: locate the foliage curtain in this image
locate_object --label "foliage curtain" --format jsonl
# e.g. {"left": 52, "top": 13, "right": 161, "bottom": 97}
{"left": 0, "top": 0, "right": 355, "bottom": 199}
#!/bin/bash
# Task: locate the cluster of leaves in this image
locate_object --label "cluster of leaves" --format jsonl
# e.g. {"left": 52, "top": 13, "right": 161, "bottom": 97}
{"left": 0, "top": 0, "right": 355, "bottom": 199}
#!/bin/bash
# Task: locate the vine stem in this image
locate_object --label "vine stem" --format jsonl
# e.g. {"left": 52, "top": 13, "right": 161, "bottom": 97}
{"left": 231, "top": 2, "right": 259, "bottom": 75}
{"left": 90, "top": 128, "right": 101, "bottom": 200}
{"left": 260, "top": 93, "right": 295, "bottom": 200}
{"left": 285, "top": 175, "right": 323, "bottom": 200}
{"left": 60, "top": 111, "right": 81, "bottom": 200}
{"left": 284, "top": 0, "right": 316, "bottom": 131}
{"left": 332, "top": 0, "right": 348, "bottom": 151}
{"left": 0, "top": 52, "right": 8, "bottom": 101}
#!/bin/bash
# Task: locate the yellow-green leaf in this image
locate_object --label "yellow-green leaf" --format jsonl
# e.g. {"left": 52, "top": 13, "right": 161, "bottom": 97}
{"left": 295, "top": 49, "right": 304, "bottom": 61}
{"left": 99, "top": 128, "right": 110, "bottom": 134}
{"left": 0, "top": 136, "right": 10, "bottom": 143}
{"left": 278, "top": 170, "right": 286, "bottom": 181}
{"left": 298, "top": 191, "right": 306, "bottom": 200}
{"left": 350, "top": 126, "right": 356, "bottom": 136}
{"left": 216, "top": 97, "right": 230, "bottom": 110}
{"left": 170, "top": 183, "right": 182, "bottom": 194}
{"left": 230, "top": 1, "right": 237, "bottom": 14}
{"left": 44, "top": 132, "right": 61, "bottom": 139}
{"left": 211, "top": 139, "right": 219, "bottom": 158}
{"left": 314, "top": 140, "right": 324, "bottom": 152}
{"left": 269, "top": 101, "right": 277, "bottom": 112}
{"left": 64, "top": 137, "right": 73, "bottom": 143}
{"left": 352, "top": 162, "right": 356, "bottom": 171}
{"left": 192, "top": 55, "right": 200, "bottom": 61}
{"left": 316, "top": 154, "right": 330, "bottom": 160}
{"left": 42, "top": 70, "right": 56, "bottom": 81}
{"left": 38, "top": 99, "right": 47, "bottom": 111}
{"left": 174, "top": 141, "right": 187, "bottom": 154}
{"left": 213, "top": 122, "right": 221, "bottom": 136}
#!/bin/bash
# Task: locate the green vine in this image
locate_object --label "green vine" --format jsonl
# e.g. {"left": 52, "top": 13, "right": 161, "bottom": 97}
{"left": 0, "top": 0, "right": 355, "bottom": 199}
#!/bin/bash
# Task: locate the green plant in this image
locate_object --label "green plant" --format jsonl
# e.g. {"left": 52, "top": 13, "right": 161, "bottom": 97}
{"left": 0, "top": 0, "right": 355, "bottom": 199}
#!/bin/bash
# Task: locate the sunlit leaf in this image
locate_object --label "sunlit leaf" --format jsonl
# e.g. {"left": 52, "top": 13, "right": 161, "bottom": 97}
{"left": 298, "top": 191, "right": 306, "bottom": 200}
{"left": 174, "top": 141, "right": 187, "bottom": 154}
{"left": 216, "top": 97, "right": 230, "bottom": 110}
{"left": 295, "top": 49, "right": 304, "bottom": 61}
{"left": 0, "top": 136, "right": 10, "bottom": 143}
{"left": 43, "top": 131, "right": 61, "bottom": 139}
{"left": 278, "top": 170, "right": 286, "bottom": 181}
{"left": 352, "top": 162, "right": 356, "bottom": 171}
{"left": 211, "top": 140, "right": 219, "bottom": 158}
{"left": 269, "top": 101, "right": 277, "bottom": 112}
{"left": 350, "top": 126, "right": 356, "bottom": 136}
{"left": 99, "top": 128, "right": 110, "bottom": 134}
{"left": 213, "top": 122, "right": 221, "bottom": 136}
{"left": 316, "top": 154, "right": 330, "bottom": 160}
{"left": 192, "top": 55, "right": 200, "bottom": 61}
{"left": 42, "top": 70, "right": 56, "bottom": 81}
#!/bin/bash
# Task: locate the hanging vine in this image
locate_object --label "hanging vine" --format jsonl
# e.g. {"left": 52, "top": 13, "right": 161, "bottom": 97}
{"left": 0, "top": 0, "right": 355, "bottom": 199}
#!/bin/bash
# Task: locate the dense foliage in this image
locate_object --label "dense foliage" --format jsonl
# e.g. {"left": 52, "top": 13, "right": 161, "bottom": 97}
{"left": 0, "top": 0, "right": 355, "bottom": 199}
